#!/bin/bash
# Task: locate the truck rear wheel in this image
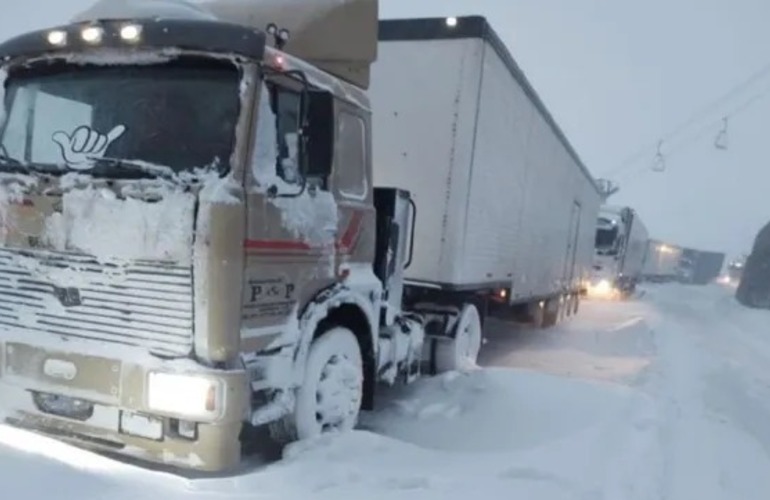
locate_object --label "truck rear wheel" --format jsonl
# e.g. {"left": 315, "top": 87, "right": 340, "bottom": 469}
{"left": 542, "top": 298, "right": 560, "bottom": 328}
{"left": 269, "top": 327, "right": 364, "bottom": 443}
{"left": 434, "top": 304, "right": 482, "bottom": 373}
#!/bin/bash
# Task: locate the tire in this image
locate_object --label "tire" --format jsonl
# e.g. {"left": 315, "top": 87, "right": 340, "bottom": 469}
{"left": 541, "top": 298, "right": 560, "bottom": 328}
{"left": 530, "top": 301, "right": 545, "bottom": 328}
{"left": 434, "top": 304, "right": 482, "bottom": 373}
{"left": 269, "top": 327, "right": 363, "bottom": 443}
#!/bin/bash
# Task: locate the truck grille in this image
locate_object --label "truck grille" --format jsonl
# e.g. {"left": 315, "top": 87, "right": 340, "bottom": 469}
{"left": 0, "top": 248, "right": 193, "bottom": 356}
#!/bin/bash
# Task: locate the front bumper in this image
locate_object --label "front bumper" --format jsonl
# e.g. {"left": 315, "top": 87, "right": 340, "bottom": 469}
{"left": 0, "top": 340, "right": 249, "bottom": 472}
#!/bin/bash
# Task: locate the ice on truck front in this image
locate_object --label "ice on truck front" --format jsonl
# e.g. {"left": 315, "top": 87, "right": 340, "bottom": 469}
{"left": 0, "top": 15, "right": 263, "bottom": 470}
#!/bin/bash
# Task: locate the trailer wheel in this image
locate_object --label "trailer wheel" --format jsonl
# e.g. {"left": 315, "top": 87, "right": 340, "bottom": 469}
{"left": 542, "top": 298, "right": 560, "bottom": 328}
{"left": 434, "top": 304, "right": 482, "bottom": 373}
{"left": 269, "top": 327, "right": 364, "bottom": 443}
{"left": 572, "top": 293, "right": 580, "bottom": 315}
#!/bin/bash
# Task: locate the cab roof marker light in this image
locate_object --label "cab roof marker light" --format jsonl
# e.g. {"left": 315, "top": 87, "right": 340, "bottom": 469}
{"left": 446, "top": 17, "right": 458, "bottom": 27}
{"left": 120, "top": 24, "right": 142, "bottom": 43}
{"left": 47, "top": 30, "right": 67, "bottom": 46}
{"left": 81, "top": 26, "right": 103, "bottom": 44}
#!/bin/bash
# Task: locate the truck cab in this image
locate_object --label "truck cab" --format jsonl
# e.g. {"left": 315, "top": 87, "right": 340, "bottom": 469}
{"left": 588, "top": 206, "right": 649, "bottom": 298}
{"left": 0, "top": 0, "right": 437, "bottom": 472}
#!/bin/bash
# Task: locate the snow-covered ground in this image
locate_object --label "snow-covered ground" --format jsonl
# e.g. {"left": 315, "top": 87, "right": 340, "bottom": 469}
{"left": 3, "top": 283, "right": 770, "bottom": 499}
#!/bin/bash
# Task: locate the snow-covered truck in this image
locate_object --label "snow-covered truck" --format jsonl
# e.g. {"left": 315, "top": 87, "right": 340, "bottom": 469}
{"left": 587, "top": 205, "right": 649, "bottom": 298}
{"left": 723, "top": 256, "right": 746, "bottom": 285}
{"left": 0, "top": 0, "right": 514, "bottom": 472}
{"left": 371, "top": 16, "right": 602, "bottom": 328}
{"left": 0, "top": 1, "right": 599, "bottom": 471}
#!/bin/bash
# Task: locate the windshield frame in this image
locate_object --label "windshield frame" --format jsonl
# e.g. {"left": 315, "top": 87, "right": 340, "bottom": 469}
{"left": 0, "top": 53, "right": 248, "bottom": 180}
{"left": 595, "top": 219, "right": 620, "bottom": 254}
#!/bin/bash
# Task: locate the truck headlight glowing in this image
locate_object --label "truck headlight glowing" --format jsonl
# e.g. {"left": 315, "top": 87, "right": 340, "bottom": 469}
{"left": 120, "top": 24, "right": 142, "bottom": 42}
{"left": 147, "top": 373, "right": 222, "bottom": 419}
{"left": 446, "top": 17, "right": 458, "bottom": 27}
{"left": 81, "top": 26, "right": 104, "bottom": 44}
{"left": 47, "top": 30, "right": 67, "bottom": 46}
{"left": 586, "top": 279, "right": 616, "bottom": 299}
{"left": 594, "top": 279, "right": 611, "bottom": 294}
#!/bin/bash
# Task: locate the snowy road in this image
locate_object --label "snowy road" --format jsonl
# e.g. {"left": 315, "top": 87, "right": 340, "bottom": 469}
{"left": 3, "top": 284, "right": 770, "bottom": 499}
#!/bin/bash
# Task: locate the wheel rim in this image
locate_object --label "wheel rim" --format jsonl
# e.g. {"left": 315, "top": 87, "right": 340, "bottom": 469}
{"left": 313, "top": 352, "right": 363, "bottom": 432}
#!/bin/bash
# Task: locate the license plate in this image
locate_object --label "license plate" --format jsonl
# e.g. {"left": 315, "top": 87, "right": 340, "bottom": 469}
{"left": 119, "top": 411, "right": 163, "bottom": 441}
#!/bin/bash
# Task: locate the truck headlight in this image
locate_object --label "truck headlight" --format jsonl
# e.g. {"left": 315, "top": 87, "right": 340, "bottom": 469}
{"left": 147, "top": 373, "right": 223, "bottom": 419}
{"left": 594, "top": 279, "right": 612, "bottom": 294}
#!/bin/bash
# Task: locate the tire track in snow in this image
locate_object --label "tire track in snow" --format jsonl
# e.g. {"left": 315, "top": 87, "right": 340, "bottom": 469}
{"left": 642, "top": 289, "right": 770, "bottom": 499}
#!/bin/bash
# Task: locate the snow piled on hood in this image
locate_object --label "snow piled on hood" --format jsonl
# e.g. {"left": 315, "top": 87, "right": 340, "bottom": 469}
{"left": 0, "top": 174, "right": 37, "bottom": 243}
{"left": 0, "top": 168, "right": 241, "bottom": 265}
{"left": 43, "top": 182, "right": 195, "bottom": 264}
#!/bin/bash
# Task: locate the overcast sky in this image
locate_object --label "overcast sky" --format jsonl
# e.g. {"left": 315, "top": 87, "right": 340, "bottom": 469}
{"left": 3, "top": 0, "right": 768, "bottom": 259}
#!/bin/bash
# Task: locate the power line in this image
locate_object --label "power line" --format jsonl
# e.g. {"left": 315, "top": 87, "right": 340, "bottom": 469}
{"left": 610, "top": 84, "right": 770, "bottom": 180}
{"left": 601, "top": 59, "right": 770, "bottom": 178}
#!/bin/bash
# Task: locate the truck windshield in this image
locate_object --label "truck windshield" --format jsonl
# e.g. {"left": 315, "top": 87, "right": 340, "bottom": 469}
{"left": 0, "top": 58, "right": 240, "bottom": 177}
{"left": 595, "top": 225, "right": 619, "bottom": 250}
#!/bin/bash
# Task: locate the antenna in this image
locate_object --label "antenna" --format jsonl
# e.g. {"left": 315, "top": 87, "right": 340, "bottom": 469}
{"left": 596, "top": 178, "right": 620, "bottom": 202}
{"left": 266, "top": 23, "right": 291, "bottom": 50}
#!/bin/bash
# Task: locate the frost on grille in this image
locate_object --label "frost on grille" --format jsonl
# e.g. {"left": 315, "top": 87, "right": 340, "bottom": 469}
{"left": 0, "top": 248, "right": 193, "bottom": 356}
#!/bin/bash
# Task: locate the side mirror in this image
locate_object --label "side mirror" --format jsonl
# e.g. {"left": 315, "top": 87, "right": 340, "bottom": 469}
{"left": 303, "top": 89, "right": 334, "bottom": 179}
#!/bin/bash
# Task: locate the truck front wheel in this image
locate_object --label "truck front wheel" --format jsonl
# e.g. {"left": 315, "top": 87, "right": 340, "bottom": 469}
{"left": 270, "top": 327, "right": 364, "bottom": 443}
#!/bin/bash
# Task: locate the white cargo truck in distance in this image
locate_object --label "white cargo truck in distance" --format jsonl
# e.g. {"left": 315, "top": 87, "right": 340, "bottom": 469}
{"left": 587, "top": 206, "right": 649, "bottom": 298}
{"left": 643, "top": 240, "right": 683, "bottom": 282}
{"left": 371, "top": 16, "right": 602, "bottom": 328}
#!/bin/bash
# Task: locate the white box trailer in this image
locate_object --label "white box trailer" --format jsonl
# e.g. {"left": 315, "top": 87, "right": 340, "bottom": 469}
{"left": 643, "top": 239, "right": 683, "bottom": 282}
{"left": 371, "top": 16, "right": 602, "bottom": 326}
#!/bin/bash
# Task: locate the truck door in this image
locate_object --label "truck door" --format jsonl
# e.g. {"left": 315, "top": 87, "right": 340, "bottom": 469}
{"left": 562, "top": 201, "right": 582, "bottom": 287}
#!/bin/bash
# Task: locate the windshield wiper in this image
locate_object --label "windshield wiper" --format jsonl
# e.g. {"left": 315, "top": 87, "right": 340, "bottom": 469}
{"left": 0, "top": 154, "right": 33, "bottom": 174}
{"left": 88, "top": 157, "right": 174, "bottom": 180}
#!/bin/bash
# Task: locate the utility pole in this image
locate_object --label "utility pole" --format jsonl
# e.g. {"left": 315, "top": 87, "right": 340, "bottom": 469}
{"left": 596, "top": 178, "right": 620, "bottom": 203}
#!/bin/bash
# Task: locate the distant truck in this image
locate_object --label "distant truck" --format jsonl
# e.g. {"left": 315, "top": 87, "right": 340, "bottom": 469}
{"left": 678, "top": 248, "right": 725, "bottom": 285}
{"left": 0, "top": 1, "right": 600, "bottom": 472}
{"left": 723, "top": 256, "right": 746, "bottom": 285}
{"left": 642, "top": 240, "right": 683, "bottom": 282}
{"left": 372, "top": 16, "right": 602, "bottom": 328}
{"left": 587, "top": 206, "right": 649, "bottom": 298}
